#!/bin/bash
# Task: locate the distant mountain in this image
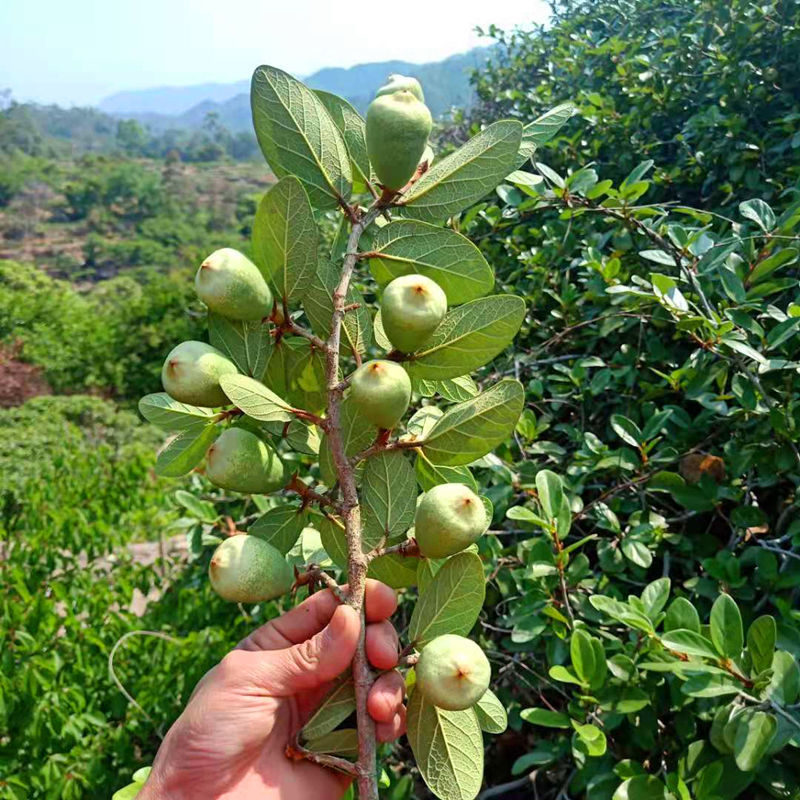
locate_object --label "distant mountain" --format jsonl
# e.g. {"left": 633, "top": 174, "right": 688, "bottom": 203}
{"left": 99, "top": 81, "right": 250, "bottom": 116}
{"left": 101, "top": 47, "right": 492, "bottom": 132}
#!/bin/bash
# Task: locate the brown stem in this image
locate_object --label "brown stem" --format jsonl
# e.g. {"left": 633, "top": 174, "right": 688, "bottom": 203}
{"left": 284, "top": 473, "right": 339, "bottom": 511}
{"left": 350, "top": 436, "right": 421, "bottom": 466}
{"left": 294, "top": 565, "right": 348, "bottom": 604}
{"left": 368, "top": 538, "right": 421, "bottom": 562}
{"left": 285, "top": 740, "right": 357, "bottom": 776}
{"left": 323, "top": 201, "right": 385, "bottom": 800}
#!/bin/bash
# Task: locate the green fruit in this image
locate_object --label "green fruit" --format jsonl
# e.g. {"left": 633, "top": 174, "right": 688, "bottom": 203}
{"left": 416, "top": 634, "right": 491, "bottom": 710}
{"left": 415, "top": 483, "right": 487, "bottom": 558}
{"left": 195, "top": 248, "right": 272, "bottom": 321}
{"left": 161, "top": 340, "right": 237, "bottom": 407}
{"left": 366, "top": 91, "right": 432, "bottom": 191}
{"left": 206, "top": 427, "right": 285, "bottom": 493}
{"left": 349, "top": 360, "right": 411, "bottom": 429}
{"left": 209, "top": 534, "right": 293, "bottom": 603}
{"left": 381, "top": 274, "right": 447, "bottom": 353}
{"left": 375, "top": 74, "right": 425, "bottom": 103}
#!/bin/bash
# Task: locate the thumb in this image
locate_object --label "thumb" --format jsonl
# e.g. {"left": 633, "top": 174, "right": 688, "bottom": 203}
{"left": 256, "top": 604, "right": 361, "bottom": 695}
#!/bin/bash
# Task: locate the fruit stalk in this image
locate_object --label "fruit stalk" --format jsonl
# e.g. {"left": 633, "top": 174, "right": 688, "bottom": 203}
{"left": 323, "top": 201, "right": 385, "bottom": 800}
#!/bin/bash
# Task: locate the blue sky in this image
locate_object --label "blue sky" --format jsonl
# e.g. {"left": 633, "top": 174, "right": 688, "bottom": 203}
{"left": 0, "top": 0, "right": 548, "bottom": 107}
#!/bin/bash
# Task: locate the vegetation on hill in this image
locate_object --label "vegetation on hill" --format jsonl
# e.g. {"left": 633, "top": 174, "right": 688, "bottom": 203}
{"left": 2, "top": 0, "right": 800, "bottom": 798}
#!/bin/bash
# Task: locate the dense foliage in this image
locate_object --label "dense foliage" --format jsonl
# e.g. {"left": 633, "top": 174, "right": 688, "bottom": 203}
{"left": 2, "top": 1, "right": 800, "bottom": 798}
{"left": 472, "top": 0, "right": 800, "bottom": 207}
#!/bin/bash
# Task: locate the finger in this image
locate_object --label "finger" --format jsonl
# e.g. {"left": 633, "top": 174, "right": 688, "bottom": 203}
{"left": 364, "top": 580, "right": 397, "bottom": 623}
{"left": 365, "top": 620, "right": 399, "bottom": 670}
{"left": 238, "top": 580, "right": 396, "bottom": 653}
{"left": 239, "top": 589, "right": 341, "bottom": 651}
{"left": 376, "top": 707, "right": 406, "bottom": 742}
{"left": 367, "top": 670, "right": 405, "bottom": 723}
{"left": 250, "top": 605, "right": 361, "bottom": 694}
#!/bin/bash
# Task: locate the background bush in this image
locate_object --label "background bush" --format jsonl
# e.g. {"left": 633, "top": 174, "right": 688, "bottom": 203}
{"left": 2, "top": 0, "right": 800, "bottom": 797}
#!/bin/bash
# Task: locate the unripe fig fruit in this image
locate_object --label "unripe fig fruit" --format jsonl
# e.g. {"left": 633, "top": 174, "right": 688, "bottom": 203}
{"left": 209, "top": 534, "right": 293, "bottom": 603}
{"left": 366, "top": 91, "right": 432, "bottom": 191}
{"left": 416, "top": 634, "right": 491, "bottom": 710}
{"left": 375, "top": 74, "right": 425, "bottom": 103}
{"left": 381, "top": 274, "right": 447, "bottom": 353}
{"left": 415, "top": 483, "right": 487, "bottom": 558}
{"left": 161, "top": 340, "right": 237, "bottom": 407}
{"left": 349, "top": 360, "right": 411, "bottom": 429}
{"left": 206, "top": 427, "right": 285, "bottom": 494}
{"left": 195, "top": 248, "right": 272, "bottom": 321}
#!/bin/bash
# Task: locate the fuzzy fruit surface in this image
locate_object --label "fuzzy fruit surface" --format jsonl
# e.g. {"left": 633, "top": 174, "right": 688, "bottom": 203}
{"left": 161, "top": 340, "right": 237, "bottom": 407}
{"left": 195, "top": 248, "right": 273, "bottom": 321}
{"left": 416, "top": 634, "right": 491, "bottom": 710}
{"left": 375, "top": 73, "right": 425, "bottom": 103}
{"left": 381, "top": 273, "right": 447, "bottom": 353}
{"left": 366, "top": 91, "right": 432, "bottom": 191}
{"left": 206, "top": 427, "right": 285, "bottom": 494}
{"left": 415, "top": 483, "right": 487, "bottom": 558}
{"left": 209, "top": 534, "right": 293, "bottom": 603}
{"left": 349, "top": 360, "right": 411, "bottom": 429}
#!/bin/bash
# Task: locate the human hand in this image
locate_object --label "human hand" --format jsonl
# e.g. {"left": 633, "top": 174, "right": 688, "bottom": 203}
{"left": 138, "top": 580, "right": 405, "bottom": 800}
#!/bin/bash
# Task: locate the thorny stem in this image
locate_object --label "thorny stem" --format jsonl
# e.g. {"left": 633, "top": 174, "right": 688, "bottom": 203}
{"left": 323, "top": 199, "right": 386, "bottom": 800}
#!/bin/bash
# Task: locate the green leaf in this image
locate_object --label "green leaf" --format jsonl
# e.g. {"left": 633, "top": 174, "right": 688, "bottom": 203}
{"left": 641, "top": 578, "right": 671, "bottom": 618}
{"left": 406, "top": 295, "right": 525, "bottom": 380}
{"left": 218, "top": 374, "right": 294, "bottom": 423}
{"left": 155, "top": 424, "right": 219, "bottom": 478}
{"left": 421, "top": 379, "right": 524, "bottom": 466}
{"left": 746, "top": 615, "right": 776, "bottom": 674}
{"left": 313, "top": 90, "right": 370, "bottom": 184}
{"left": 573, "top": 723, "right": 607, "bottom": 757}
{"left": 733, "top": 711, "right": 777, "bottom": 772}
{"left": 589, "top": 595, "right": 654, "bottom": 633}
{"left": 415, "top": 456, "right": 478, "bottom": 493}
{"left": 252, "top": 176, "right": 319, "bottom": 305}
{"left": 749, "top": 248, "right": 798, "bottom": 285}
{"left": 304, "top": 728, "right": 358, "bottom": 758}
{"left": 570, "top": 629, "right": 596, "bottom": 685}
{"left": 520, "top": 707, "right": 571, "bottom": 728}
{"left": 301, "top": 675, "right": 356, "bottom": 740}
{"left": 612, "top": 775, "right": 671, "bottom": 800}
{"left": 251, "top": 66, "right": 351, "bottom": 209}
{"left": 407, "top": 690, "right": 483, "bottom": 800}
{"left": 681, "top": 673, "right": 740, "bottom": 697}
{"left": 174, "top": 490, "right": 217, "bottom": 523}
{"left": 535, "top": 469, "right": 564, "bottom": 521}
{"left": 610, "top": 414, "right": 643, "bottom": 447}
{"left": 710, "top": 593, "right": 743, "bottom": 659}
{"left": 408, "top": 551, "right": 485, "bottom": 646}
{"left": 319, "top": 397, "right": 376, "bottom": 486}
{"left": 516, "top": 103, "right": 575, "bottom": 164}
{"left": 138, "top": 393, "right": 216, "bottom": 431}
{"left": 475, "top": 689, "right": 508, "bottom": 734}
{"left": 768, "top": 651, "right": 800, "bottom": 705}
{"left": 368, "top": 552, "right": 419, "bottom": 589}
{"left": 304, "top": 257, "right": 372, "bottom": 356}
{"left": 549, "top": 665, "right": 584, "bottom": 685}
{"left": 664, "top": 597, "right": 701, "bottom": 633}
{"left": 739, "top": 198, "right": 776, "bottom": 232}
{"left": 208, "top": 312, "right": 272, "bottom": 379}
{"left": 362, "top": 451, "right": 416, "bottom": 542}
{"left": 400, "top": 120, "right": 523, "bottom": 223}
{"left": 661, "top": 629, "right": 719, "bottom": 660}
{"left": 368, "top": 220, "right": 494, "bottom": 305}
{"left": 249, "top": 504, "right": 307, "bottom": 554}
{"left": 415, "top": 375, "right": 480, "bottom": 403}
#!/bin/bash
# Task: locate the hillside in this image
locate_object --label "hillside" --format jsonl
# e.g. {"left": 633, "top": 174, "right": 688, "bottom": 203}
{"left": 101, "top": 47, "right": 490, "bottom": 130}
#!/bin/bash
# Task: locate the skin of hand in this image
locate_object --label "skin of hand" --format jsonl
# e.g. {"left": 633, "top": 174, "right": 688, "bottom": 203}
{"left": 137, "top": 580, "right": 405, "bottom": 800}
